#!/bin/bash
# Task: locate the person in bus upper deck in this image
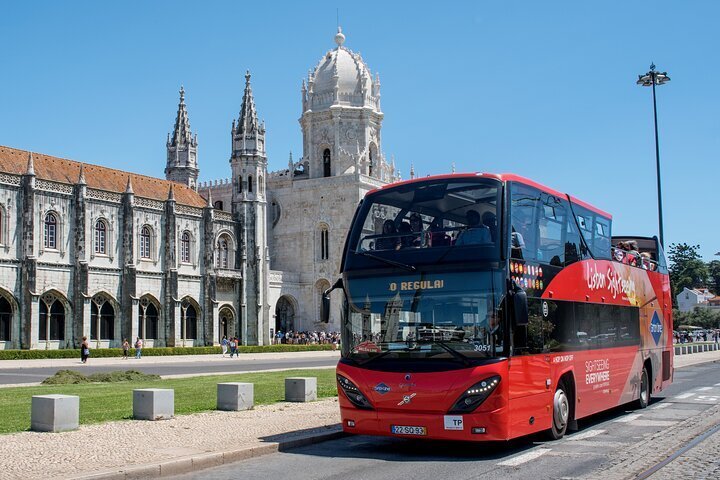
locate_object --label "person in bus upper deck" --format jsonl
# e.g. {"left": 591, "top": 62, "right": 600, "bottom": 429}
{"left": 428, "top": 218, "right": 451, "bottom": 246}
{"left": 455, "top": 210, "right": 491, "bottom": 245}
{"left": 376, "top": 220, "right": 400, "bottom": 251}
{"left": 408, "top": 213, "right": 424, "bottom": 247}
{"left": 482, "top": 211, "right": 497, "bottom": 242}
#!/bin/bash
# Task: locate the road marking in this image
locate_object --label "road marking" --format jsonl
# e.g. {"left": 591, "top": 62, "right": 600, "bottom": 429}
{"left": 674, "top": 392, "right": 696, "bottom": 400}
{"left": 714, "top": 383, "right": 720, "bottom": 387}
{"left": 498, "top": 448, "right": 551, "bottom": 466}
{"left": 696, "top": 386, "right": 713, "bottom": 391}
{"left": 650, "top": 403, "right": 671, "bottom": 409}
{"left": 567, "top": 429, "right": 605, "bottom": 441}
{"left": 632, "top": 420, "right": 677, "bottom": 427}
{"left": 614, "top": 414, "right": 642, "bottom": 423}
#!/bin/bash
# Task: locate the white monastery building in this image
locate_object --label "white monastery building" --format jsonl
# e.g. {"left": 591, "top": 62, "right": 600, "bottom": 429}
{"left": 0, "top": 28, "right": 400, "bottom": 349}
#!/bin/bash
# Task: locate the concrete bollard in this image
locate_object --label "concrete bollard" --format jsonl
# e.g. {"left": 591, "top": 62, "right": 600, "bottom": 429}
{"left": 285, "top": 377, "right": 317, "bottom": 402}
{"left": 31, "top": 394, "right": 79, "bottom": 432}
{"left": 133, "top": 389, "right": 174, "bottom": 420}
{"left": 217, "top": 383, "right": 254, "bottom": 411}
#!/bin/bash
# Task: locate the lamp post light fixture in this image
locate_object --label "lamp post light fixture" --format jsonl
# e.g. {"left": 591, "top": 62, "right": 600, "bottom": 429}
{"left": 637, "top": 63, "right": 670, "bottom": 248}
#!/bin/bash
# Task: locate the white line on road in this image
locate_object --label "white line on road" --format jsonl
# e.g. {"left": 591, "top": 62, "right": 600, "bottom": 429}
{"left": 498, "top": 448, "right": 552, "bottom": 466}
{"left": 675, "top": 392, "right": 696, "bottom": 399}
{"left": 650, "top": 402, "right": 671, "bottom": 409}
{"left": 632, "top": 420, "right": 677, "bottom": 427}
{"left": 714, "top": 383, "right": 720, "bottom": 387}
{"left": 614, "top": 414, "right": 642, "bottom": 423}
{"left": 567, "top": 429, "right": 606, "bottom": 441}
{"left": 696, "top": 386, "right": 713, "bottom": 391}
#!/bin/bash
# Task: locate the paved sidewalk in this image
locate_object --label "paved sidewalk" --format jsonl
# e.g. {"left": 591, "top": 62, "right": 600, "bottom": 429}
{"left": 0, "top": 350, "right": 341, "bottom": 370}
{"left": 1, "top": 349, "right": 717, "bottom": 480}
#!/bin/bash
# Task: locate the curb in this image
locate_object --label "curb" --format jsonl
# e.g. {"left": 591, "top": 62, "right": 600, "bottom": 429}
{"left": 73, "top": 426, "right": 346, "bottom": 479}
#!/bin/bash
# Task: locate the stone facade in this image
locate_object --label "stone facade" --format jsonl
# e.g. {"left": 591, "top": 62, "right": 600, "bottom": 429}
{"left": 0, "top": 27, "right": 399, "bottom": 349}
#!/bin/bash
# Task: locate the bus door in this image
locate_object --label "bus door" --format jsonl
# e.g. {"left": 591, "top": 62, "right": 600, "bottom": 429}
{"left": 508, "top": 297, "right": 552, "bottom": 433}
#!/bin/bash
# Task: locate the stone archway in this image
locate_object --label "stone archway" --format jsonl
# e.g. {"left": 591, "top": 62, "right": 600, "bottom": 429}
{"left": 218, "top": 306, "right": 234, "bottom": 343}
{"left": 275, "top": 296, "right": 296, "bottom": 335}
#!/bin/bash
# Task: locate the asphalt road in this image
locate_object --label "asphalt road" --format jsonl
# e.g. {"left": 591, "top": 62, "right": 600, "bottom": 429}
{"left": 177, "top": 361, "right": 720, "bottom": 480}
{"left": 0, "top": 356, "right": 339, "bottom": 385}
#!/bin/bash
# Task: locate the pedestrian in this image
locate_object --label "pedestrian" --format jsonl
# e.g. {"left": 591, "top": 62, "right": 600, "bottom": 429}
{"left": 135, "top": 337, "right": 143, "bottom": 359}
{"left": 122, "top": 338, "right": 130, "bottom": 359}
{"left": 221, "top": 335, "right": 228, "bottom": 357}
{"left": 80, "top": 336, "right": 90, "bottom": 364}
{"left": 228, "top": 337, "right": 237, "bottom": 358}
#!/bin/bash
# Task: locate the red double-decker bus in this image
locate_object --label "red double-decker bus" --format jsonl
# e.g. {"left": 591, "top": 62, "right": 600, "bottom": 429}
{"left": 323, "top": 173, "right": 673, "bottom": 441}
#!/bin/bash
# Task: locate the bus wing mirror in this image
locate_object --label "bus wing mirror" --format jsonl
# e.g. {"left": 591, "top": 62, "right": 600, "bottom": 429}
{"left": 321, "top": 278, "right": 344, "bottom": 323}
{"left": 513, "top": 286, "right": 529, "bottom": 327}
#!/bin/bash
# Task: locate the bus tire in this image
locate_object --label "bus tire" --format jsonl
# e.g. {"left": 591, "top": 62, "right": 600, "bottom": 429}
{"left": 636, "top": 366, "right": 651, "bottom": 409}
{"left": 548, "top": 382, "right": 570, "bottom": 440}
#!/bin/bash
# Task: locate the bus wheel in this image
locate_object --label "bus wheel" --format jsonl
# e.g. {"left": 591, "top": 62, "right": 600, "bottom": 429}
{"left": 636, "top": 366, "right": 650, "bottom": 409}
{"left": 548, "top": 383, "right": 570, "bottom": 440}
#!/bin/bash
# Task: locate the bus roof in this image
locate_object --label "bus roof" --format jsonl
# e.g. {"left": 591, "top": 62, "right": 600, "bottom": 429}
{"left": 367, "top": 172, "right": 612, "bottom": 219}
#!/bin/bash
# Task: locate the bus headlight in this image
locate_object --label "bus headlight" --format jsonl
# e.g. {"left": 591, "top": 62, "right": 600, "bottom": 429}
{"left": 337, "top": 374, "right": 374, "bottom": 410}
{"left": 448, "top": 375, "right": 501, "bottom": 413}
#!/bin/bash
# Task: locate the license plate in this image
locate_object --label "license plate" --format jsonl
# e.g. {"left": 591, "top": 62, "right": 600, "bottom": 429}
{"left": 391, "top": 425, "right": 427, "bottom": 436}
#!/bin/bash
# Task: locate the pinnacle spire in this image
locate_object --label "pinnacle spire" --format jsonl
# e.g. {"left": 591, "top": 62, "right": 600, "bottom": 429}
{"left": 167, "top": 183, "right": 175, "bottom": 201}
{"left": 206, "top": 187, "right": 213, "bottom": 207}
{"left": 78, "top": 164, "right": 86, "bottom": 185}
{"left": 169, "top": 85, "right": 194, "bottom": 146}
{"left": 26, "top": 152, "right": 35, "bottom": 176}
{"left": 125, "top": 176, "right": 134, "bottom": 194}
{"left": 237, "top": 70, "right": 262, "bottom": 135}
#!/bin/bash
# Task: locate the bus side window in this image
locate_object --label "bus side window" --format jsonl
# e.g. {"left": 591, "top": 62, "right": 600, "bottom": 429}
{"left": 563, "top": 199, "right": 583, "bottom": 265}
{"left": 510, "top": 183, "right": 541, "bottom": 261}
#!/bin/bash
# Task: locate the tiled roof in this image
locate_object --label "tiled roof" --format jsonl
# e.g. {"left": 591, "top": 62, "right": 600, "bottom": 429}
{"left": 0, "top": 145, "right": 207, "bottom": 208}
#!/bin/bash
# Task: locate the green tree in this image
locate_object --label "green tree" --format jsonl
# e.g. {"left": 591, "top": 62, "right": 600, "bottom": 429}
{"left": 707, "top": 260, "right": 720, "bottom": 295}
{"left": 667, "top": 243, "right": 709, "bottom": 304}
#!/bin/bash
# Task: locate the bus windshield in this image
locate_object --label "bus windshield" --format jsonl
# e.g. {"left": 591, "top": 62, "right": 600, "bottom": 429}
{"left": 345, "top": 178, "right": 502, "bottom": 269}
{"left": 342, "top": 270, "right": 506, "bottom": 365}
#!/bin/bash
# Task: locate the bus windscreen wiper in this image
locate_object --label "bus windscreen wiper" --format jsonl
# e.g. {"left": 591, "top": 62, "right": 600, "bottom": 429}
{"left": 417, "top": 340, "right": 472, "bottom": 367}
{"left": 357, "top": 251, "right": 416, "bottom": 271}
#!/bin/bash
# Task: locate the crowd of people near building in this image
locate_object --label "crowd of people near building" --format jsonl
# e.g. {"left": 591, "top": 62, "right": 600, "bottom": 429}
{"left": 674, "top": 330, "right": 720, "bottom": 344}
{"left": 271, "top": 330, "right": 340, "bottom": 347}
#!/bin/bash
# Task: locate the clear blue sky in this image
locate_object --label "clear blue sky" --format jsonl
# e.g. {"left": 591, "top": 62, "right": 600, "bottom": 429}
{"left": 1, "top": 1, "right": 717, "bottom": 259}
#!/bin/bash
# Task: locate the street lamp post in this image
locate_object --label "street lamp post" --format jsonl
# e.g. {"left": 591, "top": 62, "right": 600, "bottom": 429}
{"left": 637, "top": 63, "right": 670, "bottom": 248}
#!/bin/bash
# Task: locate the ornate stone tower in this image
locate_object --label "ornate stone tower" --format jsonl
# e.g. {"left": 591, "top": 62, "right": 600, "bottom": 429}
{"left": 231, "top": 71, "right": 269, "bottom": 345}
{"left": 299, "top": 27, "right": 395, "bottom": 181}
{"left": 165, "top": 86, "right": 199, "bottom": 190}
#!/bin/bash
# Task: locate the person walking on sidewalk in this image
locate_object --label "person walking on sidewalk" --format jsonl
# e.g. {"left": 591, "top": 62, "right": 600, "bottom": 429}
{"left": 221, "top": 335, "right": 228, "bottom": 357}
{"left": 228, "top": 337, "right": 237, "bottom": 358}
{"left": 135, "top": 337, "right": 143, "bottom": 359}
{"left": 122, "top": 339, "right": 130, "bottom": 359}
{"left": 80, "top": 336, "right": 90, "bottom": 364}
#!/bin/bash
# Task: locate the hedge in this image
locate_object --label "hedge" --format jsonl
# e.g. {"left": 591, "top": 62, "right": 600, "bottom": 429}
{"left": 0, "top": 344, "right": 336, "bottom": 360}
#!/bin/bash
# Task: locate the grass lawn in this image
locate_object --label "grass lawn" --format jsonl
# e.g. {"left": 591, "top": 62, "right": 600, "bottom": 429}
{"left": 0, "top": 368, "right": 338, "bottom": 435}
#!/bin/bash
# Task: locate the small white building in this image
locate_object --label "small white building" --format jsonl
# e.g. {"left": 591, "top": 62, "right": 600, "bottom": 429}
{"left": 676, "top": 287, "right": 715, "bottom": 312}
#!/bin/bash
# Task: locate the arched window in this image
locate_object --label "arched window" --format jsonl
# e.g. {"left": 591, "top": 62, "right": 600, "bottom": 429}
{"left": 248, "top": 175, "right": 253, "bottom": 193}
{"left": 217, "top": 236, "right": 229, "bottom": 269}
{"left": 140, "top": 226, "right": 152, "bottom": 259}
{"left": 91, "top": 297, "right": 114, "bottom": 340}
{"left": 319, "top": 225, "right": 329, "bottom": 260}
{"left": 0, "top": 296, "right": 11, "bottom": 341}
{"left": 181, "top": 231, "right": 191, "bottom": 264}
{"left": 39, "top": 295, "right": 64, "bottom": 341}
{"left": 181, "top": 299, "right": 198, "bottom": 340}
{"left": 323, "top": 149, "right": 331, "bottom": 177}
{"left": 238, "top": 176, "right": 243, "bottom": 193}
{"left": 44, "top": 212, "right": 57, "bottom": 249}
{"left": 94, "top": 220, "right": 107, "bottom": 254}
{"left": 213, "top": 201, "right": 224, "bottom": 210}
{"left": 139, "top": 297, "right": 159, "bottom": 339}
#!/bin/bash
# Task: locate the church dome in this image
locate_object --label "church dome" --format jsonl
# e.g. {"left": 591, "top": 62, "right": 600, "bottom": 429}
{"left": 305, "top": 27, "right": 379, "bottom": 110}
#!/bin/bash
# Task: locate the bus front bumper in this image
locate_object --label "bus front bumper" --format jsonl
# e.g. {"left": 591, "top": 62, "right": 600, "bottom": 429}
{"left": 340, "top": 405, "right": 509, "bottom": 442}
